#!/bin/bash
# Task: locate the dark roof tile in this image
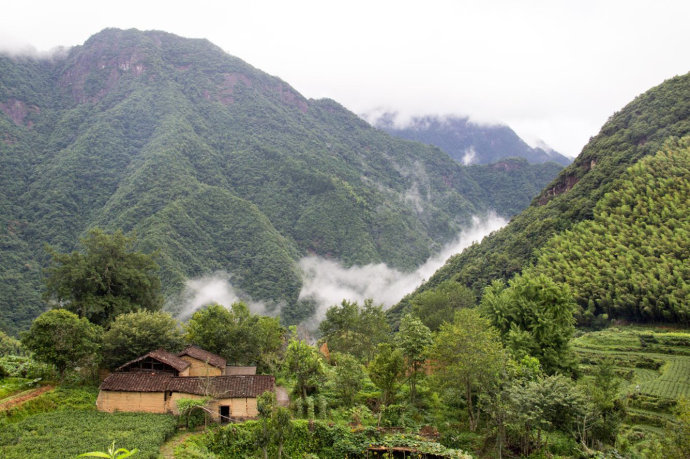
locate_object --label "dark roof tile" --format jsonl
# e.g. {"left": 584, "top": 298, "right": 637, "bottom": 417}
{"left": 166, "top": 375, "right": 275, "bottom": 398}
{"left": 100, "top": 373, "right": 274, "bottom": 398}
{"left": 100, "top": 372, "right": 173, "bottom": 392}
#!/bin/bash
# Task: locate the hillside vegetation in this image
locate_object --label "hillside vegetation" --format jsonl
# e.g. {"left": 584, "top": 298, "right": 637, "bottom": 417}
{"left": 392, "top": 72, "right": 690, "bottom": 322}
{"left": 533, "top": 139, "right": 689, "bottom": 324}
{"left": 0, "top": 29, "right": 562, "bottom": 334}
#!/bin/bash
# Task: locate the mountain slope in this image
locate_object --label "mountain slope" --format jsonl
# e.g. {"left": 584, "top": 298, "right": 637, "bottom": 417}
{"left": 532, "top": 138, "right": 689, "bottom": 324}
{"left": 390, "top": 72, "right": 690, "bottom": 321}
{"left": 372, "top": 113, "right": 571, "bottom": 166}
{"left": 0, "top": 28, "right": 555, "bottom": 333}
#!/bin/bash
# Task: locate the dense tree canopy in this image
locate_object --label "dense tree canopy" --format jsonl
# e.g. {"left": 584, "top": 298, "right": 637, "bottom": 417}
{"left": 318, "top": 299, "right": 390, "bottom": 362}
{"left": 20, "top": 309, "right": 102, "bottom": 377}
{"left": 184, "top": 302, "right": 285, "bottom": 369}
{"left": 410, "top": 280, "right": 476, "bottom": 331}
{"left": 43, "top": 228, "right": 163, "bottom": 327}
{"left": 480, "top": 272, "right": 578, "bottom": 375}
{"left": 101, "top": 310, "right": 185, "bottom": 369}
{"left": 533, "top": 138, "right": 690, "bottom": 324}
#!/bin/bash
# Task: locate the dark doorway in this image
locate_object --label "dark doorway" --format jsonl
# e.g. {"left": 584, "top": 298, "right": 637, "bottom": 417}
{"left": 219, "top": 405, "right": 230, "bottom": 423}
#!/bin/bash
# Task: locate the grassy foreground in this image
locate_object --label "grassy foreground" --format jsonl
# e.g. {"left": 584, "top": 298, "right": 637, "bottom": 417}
{"left": 0, "top": 385, "right": 176, "bottom": 459}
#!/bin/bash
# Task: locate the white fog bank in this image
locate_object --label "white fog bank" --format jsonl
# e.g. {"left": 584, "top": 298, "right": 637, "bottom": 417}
{"left": 173, "top": 212, "right": 506, "bottom": 323}
{"left": 298, "top": 213, "right": 507, "bottom": 320}
{"left": 175, "top": 272, "right": 271, "bottom": 319}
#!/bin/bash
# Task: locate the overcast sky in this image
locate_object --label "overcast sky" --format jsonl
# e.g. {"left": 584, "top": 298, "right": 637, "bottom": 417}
{"left": 1, "top": 0, "right": 688, "bottom": 157}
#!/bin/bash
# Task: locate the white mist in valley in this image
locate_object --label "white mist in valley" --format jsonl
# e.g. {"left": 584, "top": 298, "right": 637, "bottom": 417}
{"left": 176, "top": 272, "right": 270, "bottom": 319}
{"left": 175, "top": 212, "right": 506, "bottom": 323}
{"left": 299, "top": 212, "right": 506, "bottom": 321}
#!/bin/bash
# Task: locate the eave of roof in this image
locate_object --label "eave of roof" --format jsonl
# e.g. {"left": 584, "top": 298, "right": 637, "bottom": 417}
{"left": 99, "top": 374, "right": 275, "bottom": 398}
{"left": 115, "top": 349, "right": 190, "bottom": 373}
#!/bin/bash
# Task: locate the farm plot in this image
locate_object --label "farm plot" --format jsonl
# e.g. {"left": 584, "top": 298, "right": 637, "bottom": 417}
{"left": 573, "top": 326, "right": 690, "bottom": 428}
{"left": 638, "top": 357, "right": 690, "bottom": 399}
{"left": 0, "top": 409, "right": 177, "bottom": 459}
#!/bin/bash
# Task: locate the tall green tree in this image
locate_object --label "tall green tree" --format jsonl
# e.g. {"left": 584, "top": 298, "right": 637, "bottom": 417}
{"left": 430, "top": 308, "right": 506, "bottom": 431}
{"left": 20, "top": 309, "right": 102, "bottom": 377}
{"left": 318, "top": 299, "right": 390, "bottom": 362}
{"left": 331, "top": 352, "right": 366, "bottom": 408}
{"left": 101, "top": 310, "right": 184, "bottom": 369}
{"left": 284, "top": 337, "right": 325, "bottom": 401}
{"left": 43, "top": 228, "right": 163, "bottom": 327}
{"left": 396, "top": 313, "right": 432, "bottom": 403}
{"left": 368, "top": 343, "right": 405, "bottom": 409}
{"left": 481, "top": 272, "right": 578, "bottom": 375}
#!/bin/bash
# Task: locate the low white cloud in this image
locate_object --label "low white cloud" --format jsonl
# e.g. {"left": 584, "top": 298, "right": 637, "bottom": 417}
{"left": 298, "top": 212, "right": 507, "bottom": 322}
{"left": 174, "top": 213, "right": 506, "bottom": 326}
{"left": 175, "top": 271, "right": 270, "bottom": 319}
{"left": 462, "top": 146, "right": 477, "bottom": 165}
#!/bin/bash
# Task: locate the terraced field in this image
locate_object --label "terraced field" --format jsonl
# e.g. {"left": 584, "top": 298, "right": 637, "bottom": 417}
{"left": 573, "top": 326, "right": 690, "bottom": 431}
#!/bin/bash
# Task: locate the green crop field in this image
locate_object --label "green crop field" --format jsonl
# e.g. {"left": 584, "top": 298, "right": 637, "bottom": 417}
{"left": 0, "top": 409, "right": 177, "bottom": 458}
{"left": 0, "top": 384, "right": 177, "bottom": 458}
{"left": 573, "top": 326, "right": 690, "bottom": 431}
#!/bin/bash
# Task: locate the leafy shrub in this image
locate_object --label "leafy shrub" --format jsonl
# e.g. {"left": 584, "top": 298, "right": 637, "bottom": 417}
{"left": 0, "top": 355, "right": 56, "bottom": 380}
{"left": 178, "top": 419, "right": 470, "bottom": 458}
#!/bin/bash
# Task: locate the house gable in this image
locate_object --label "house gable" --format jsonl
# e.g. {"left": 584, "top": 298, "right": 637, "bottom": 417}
{"left": 116, "top": 349, "right": 190, "bottom": 375}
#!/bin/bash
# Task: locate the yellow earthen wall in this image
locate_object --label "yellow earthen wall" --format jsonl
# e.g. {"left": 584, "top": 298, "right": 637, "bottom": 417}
{"left": 180, "top": 356, "right": 222, "bottom": 377}
{"left": 96, "top": 391, "right": 166, "bottom": 413}
{"left": 97, "top": 389, "right": 260, "bottom": 420}
{"left": 167, "top": 392, "right": 258, "bottom": 420}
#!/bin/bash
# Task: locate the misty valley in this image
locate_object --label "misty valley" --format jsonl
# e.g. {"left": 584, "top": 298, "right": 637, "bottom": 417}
{"left": 0, "top": 28, "right": 689, "bottom": 459}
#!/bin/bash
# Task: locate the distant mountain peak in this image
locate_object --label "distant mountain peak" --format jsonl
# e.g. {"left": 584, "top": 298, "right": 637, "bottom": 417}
{"left": 368, "top": 111, "right": 571, "bottom": 166}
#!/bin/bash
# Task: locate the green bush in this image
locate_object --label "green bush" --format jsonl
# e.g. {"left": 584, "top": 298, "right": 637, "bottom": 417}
{"left": 178, "top": 419, "right": 470, "bottom": 458}
{"left": 0, "top": 356, "right": 56, "bottom": 380}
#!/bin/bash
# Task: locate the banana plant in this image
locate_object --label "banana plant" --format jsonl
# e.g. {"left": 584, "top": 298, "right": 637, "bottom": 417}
{"left": 78, "top": 441, "right": 138, "bottom": 458}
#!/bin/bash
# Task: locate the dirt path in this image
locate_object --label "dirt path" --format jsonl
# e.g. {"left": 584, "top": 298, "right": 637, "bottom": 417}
{"left": 159, "top": 431, "right": 195, "bottom": 459}
{"left": 0, "top": 385, "right": 54, "bottom": 411}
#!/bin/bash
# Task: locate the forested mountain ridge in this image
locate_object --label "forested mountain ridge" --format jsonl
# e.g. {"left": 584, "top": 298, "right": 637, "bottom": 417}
{"left": 391, "top": 72, "right": 690, "bottom": 322}
{"left": 372, "top": 112, "right": 571, "bottom": 166}
{"left": 0, "top": 28, "right": 561, "bottom": 334}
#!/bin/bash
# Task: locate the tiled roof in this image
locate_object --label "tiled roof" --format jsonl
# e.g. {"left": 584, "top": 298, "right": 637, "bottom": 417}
{"left": 177, "top": 345, "right": 227, "bottom": 369}
{"left": 100, "top": 372, "right": 173, "bottom": 392}
{"left": 166, "top": 375, "right": 275, "bottom": 398}
{"left": 100, "top": 373, "right": 275, "bottom": 398}
{"left": 225, "top": 366, "right": 257, "bottom": 375}
{"left": 116, "top": 349, "right": 191, "bottom": 373}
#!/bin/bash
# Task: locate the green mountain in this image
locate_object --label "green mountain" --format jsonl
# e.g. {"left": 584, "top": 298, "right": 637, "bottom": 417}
{"left": 391, "top": 72, "right": 690, "bottom": 323}
{"left": 372, "top": 112, "right": 571, "bottom": 166}
{"left": 0, "top": 28, "right": 567, "bottom": 334}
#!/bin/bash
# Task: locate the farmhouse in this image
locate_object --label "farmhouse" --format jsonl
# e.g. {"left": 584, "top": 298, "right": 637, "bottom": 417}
{"left": 96, "top": 347, "right": 274, "bottom": 421}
